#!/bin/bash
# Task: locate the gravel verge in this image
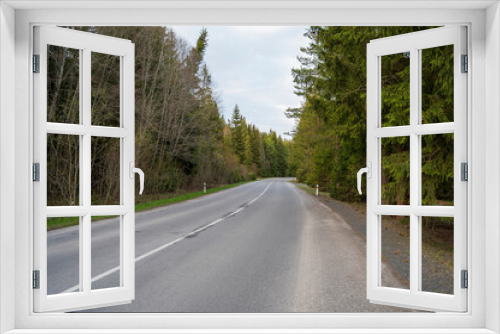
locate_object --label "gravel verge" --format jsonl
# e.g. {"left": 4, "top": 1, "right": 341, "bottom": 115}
{"left": 294, "top": 183, "right": 453, "bottom": 295}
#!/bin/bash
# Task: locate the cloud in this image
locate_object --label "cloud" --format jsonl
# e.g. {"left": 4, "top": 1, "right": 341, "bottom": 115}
{"left": 171, "top": 26, "right": 309, "bottom": 136}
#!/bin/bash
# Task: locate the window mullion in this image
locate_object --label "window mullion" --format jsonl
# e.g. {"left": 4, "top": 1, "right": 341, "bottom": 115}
{"left": 409, "top": 47, "right": 420, "bottom": 294}
{"left": 82, "top": 47, "right": 92, "bottom": 294}
{"left": 78, "top": 47, "right": 84, "bottom": 293}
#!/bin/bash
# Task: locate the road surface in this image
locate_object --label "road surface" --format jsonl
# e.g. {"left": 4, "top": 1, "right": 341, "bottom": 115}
{"left": 47, "top": 178, "right": 411, "bottom": 312}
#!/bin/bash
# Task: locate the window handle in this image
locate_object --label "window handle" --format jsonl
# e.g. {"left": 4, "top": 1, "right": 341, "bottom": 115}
{"left": 357, "top": 162, "right": 372, "bottom": 195}
{"left": 129, "top": 162, "right": 145, "bottom": 195}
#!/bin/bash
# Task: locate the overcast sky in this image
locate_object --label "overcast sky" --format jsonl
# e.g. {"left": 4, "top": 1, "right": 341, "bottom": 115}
{"left": 171, "top": 26, "right": 309, "bottom": 137}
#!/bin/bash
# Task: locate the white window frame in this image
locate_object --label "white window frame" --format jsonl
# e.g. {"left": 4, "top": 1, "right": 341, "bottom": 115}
{"left": 366, "top": 26, "right": 467, "bottom": 312}
{"left": 33, "top": 26, "right": 136, "bottom": 313}
{"left": 1, "top": 1, "right": 499, "bottom": 333}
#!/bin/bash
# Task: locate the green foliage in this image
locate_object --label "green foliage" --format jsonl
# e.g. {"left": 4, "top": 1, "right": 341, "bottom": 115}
{"left": 230, "top": 104, "right": 247, "bottom": 163}
{"left": 47, "top": 26, "right": 290, "bottom": 208}
{"left": 289, "top": 27, "right": 453, "bottom": 204}
{"left": 227, "top": 105, "right": 290, "bottom": 177}
{"left": 47, "top": 181, "right": 254, "bottom": 231}
{"left": 195, "top": 28, "right": 208, "bottom": 57}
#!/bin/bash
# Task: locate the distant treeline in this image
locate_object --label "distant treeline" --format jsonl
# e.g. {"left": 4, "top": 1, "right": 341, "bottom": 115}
{"left": 47, "top": 26, "right": 289, "bottom": 206}
{"left": 288, "top": 27, "right": 454, "bottom": 206}
{"left": 227, "top": 104, "right": 290, "bottom": 179}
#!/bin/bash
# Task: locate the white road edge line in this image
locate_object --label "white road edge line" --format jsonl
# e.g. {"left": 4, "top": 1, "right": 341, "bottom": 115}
{"left": 61, "top": 181, "right": 273, "bottom": 294}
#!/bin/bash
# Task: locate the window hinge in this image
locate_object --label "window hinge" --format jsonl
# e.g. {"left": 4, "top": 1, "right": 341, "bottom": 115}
{"left": 461, "top": 270, "right": 468, "bottom": 289}
{"left": 461, "top": 54, "right": 468, "bottom": 73}
{"left": 461, "top": 162, "right": 468, "bottom": 181}
{"left": 33, "top": 270, "right": 40, "bottom": 289}
{"left": 33, "top": 163, "right": 40, "bottom": 182}
{"left": 33, "top": 54, "right": 40, "bottom": 73}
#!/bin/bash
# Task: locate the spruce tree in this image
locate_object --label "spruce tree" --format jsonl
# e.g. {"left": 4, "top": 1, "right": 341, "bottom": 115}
{"left": 230, "top": 104, "right": 246, "bottom": 163}
{"left": 288, "top": 26, "right": 450, "bottom": 203}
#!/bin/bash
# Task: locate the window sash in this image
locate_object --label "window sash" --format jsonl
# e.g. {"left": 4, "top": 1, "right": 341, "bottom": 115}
{"left": 33, "top": 26, "right": 136, "bottom": 313}
{"left": 366, "top": 26, "right": 467, "bottom": 312}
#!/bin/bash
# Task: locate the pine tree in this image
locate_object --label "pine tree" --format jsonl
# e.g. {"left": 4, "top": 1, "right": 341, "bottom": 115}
{"left": 230, "top": 104, "right": 246, "bottom": 163}
{"left": 288, "top": 26, "right": 443, "bottom": 202}
{"left": 244, "top": 123, "right": 253, "bottom": 167}
{"left": 251, "top": 125, "right": 262, "bottom": 169}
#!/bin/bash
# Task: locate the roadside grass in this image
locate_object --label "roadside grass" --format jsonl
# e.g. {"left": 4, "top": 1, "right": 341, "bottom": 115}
{"left": 134, "top": 181, "right": 253, "bottom": 212}
{"left": 294, "top": 183, "right": 330, "bottom": 197}
{"left": 46, "top": 215, "right": 118, "bottom": 231}
{"left": 47, "top": 180, "right": 254, "bottom": 231}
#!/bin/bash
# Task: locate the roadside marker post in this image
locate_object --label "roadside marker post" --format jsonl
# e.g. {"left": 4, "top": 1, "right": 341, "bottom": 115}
{"left": 204, "top": 182, "right": 206, "bottom": 194}
{"left": 316, "top": 184, "right": 319, "bottom": 196}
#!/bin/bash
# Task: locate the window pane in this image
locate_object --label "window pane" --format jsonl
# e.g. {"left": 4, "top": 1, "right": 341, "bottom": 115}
{"left": 92, "top": 216, "right": 121, "bottom": 290}
{"left": 421, "top": 45, "right": 454, "bottom": 124}
{"left": 47, "top": 45, "right": 80, "bottom": 124}
{"left": 381, "top": 52, "right": 410, "bottom": 127}
{"left": 91, "top": 137, "right": 121, "bottom": 205}
{"left": 421, "top": 216, "right": 454, "bottom": 294}
{"left": 47, "top": 134, "right": 80, "bottom": 206}
{"left": 381, "top": 137, "right": 410, "bottom": 205}
{"left": 422, "top": 134, "right": 454, "bottom": 206}
{"left": 91, "top": 52, "right": 121, "bottom": 127}
{"left": 381, "top": 215, "right": 410, "bottom": 289}
{"left": 47, "top": 216, "right": 80, "bottom": 295}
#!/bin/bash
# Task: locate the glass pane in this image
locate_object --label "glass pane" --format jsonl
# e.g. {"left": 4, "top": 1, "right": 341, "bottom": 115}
{"left": 91, "top": 216, "right": 121, "bottom": 290}
{"left": 91, "top": 137, "right": 121, "bottom": 205}
{"left": 91, "top": 52, "right": 121, "bottom": 127}
{"left": 381, "top": 52, "right": 410, "bottom": 127}
{"left": 47, "top": 216, "right": 80, "bottom": 295}
{"left": 421, "top": 45, "right": 454, "bottom": 124}
{"left": 422, "top": 134, "right": 454, "bottom": 206}
{"left": 421, "top": 216, "right": 454, "bottom": 294}
{"left": 47, "top": 45, "right": 80, "bottom": 124}
{"left": 381, "top": 137, "right": 410, "bottom": 205}
{"left": 47, "top": 134, "right": 80, "bottom": 206}
{"left": 381, "top": 215, "right": 410, "bottom": 289}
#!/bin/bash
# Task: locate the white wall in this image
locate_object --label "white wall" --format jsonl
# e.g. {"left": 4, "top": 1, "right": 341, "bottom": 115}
{"left": 0, "top": 2, "right": 16, "bottom": 333}
{"left": 2, "top": 3, "right": 496, "bottom": 332}
{"left": 486, "top": 2, "right": 500, "bottom": 333}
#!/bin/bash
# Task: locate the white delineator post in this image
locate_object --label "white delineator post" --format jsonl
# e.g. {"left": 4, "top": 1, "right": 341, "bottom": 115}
{"left": 316, "top": 184, "right": 319, "bottom": 196}
{"left": 204, "top": 182, "right": 206, "bottom": 194}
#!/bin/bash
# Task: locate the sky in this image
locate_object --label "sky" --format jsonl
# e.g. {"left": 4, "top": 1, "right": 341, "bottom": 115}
{"left": 171, "top": 26, "right": 309, "bottom": 137}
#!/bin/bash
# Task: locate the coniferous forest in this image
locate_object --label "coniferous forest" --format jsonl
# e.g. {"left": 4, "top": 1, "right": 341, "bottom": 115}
{"left": 288, "top": 27, "right": 454, "bottom": 207}
{"left": 287, "top": 27, "right": 455, "bottom": 293}
{"left": 47, "top": 26, "right": 289, "bottom": 206}
{"left": 48, "top": 25, "right": 453, "bottom": 216}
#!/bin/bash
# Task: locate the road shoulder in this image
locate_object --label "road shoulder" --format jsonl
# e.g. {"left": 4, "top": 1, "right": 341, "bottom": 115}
{"left": 290, "top": 184, "right": 412, "bottom": 312}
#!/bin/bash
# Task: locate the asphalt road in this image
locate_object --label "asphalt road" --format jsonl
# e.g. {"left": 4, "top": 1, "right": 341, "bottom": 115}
{"left": 47, "top": 178, "right": 411, "bottom": 312}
